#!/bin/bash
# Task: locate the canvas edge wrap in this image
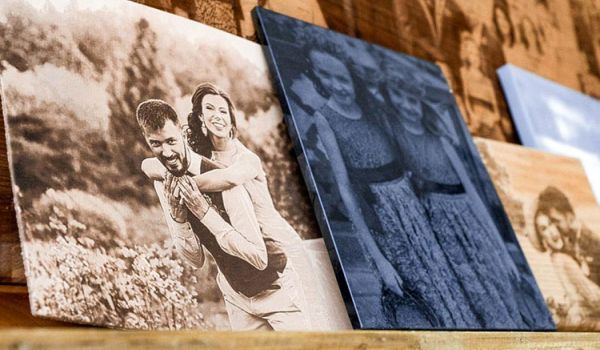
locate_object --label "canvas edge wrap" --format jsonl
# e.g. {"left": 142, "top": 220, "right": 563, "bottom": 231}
{"left": 497, "top": 65, "right": 536, "bottom": 147}
{"left": 0, "top": 78, "right": 36, "bottom": 314}
{"left": 252, "top": 6, "right": 363, "bottom": 329}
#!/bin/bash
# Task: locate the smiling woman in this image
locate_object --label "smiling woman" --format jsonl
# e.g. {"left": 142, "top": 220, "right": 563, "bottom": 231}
{"left": 203, "top": 95, "right": 232, "bottom": 134}
{"left": 185, "top": 83, "right": 240, "bottom": 157}
{"left": 137, "top": 82, "right": 341, "bottom": 330}
{"left": 254, "top": 7, "right": 555, "bottom": 330}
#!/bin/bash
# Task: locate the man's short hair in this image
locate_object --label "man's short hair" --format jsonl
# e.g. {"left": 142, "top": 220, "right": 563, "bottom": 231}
{"left": 136, "top": 99, "right": 179, "bottom": 133}
{"left": 536, "top": 186, "right": 574, "bottom": 217}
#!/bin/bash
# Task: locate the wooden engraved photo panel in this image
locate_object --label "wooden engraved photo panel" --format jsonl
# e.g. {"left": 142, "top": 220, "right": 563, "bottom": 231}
{"left": 477, "top": 138, "right": 600, "bottom": 330}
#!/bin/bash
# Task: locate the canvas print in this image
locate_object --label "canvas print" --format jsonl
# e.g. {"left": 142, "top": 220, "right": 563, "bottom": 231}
{"left": 0, "top": 111, "right": 23, "bottom": 283}
{"left": 254, "top": 7, "right": 555, "bottom": 330}
{"left": 0, "top": 0, "right": 351, "bottom": 330}
{"left": 498, "top": 64, "right": 600, "bottom": 204}
{"left": 477, "top": 138, "right": 600, "bottom": 330}
{"left": 0, "top": 0, "right": 237, "bottom": 287}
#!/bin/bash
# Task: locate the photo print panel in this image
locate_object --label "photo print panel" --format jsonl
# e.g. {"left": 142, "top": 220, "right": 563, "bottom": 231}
{"left": 0, "top": 0, "right": 350, "bottom": 330}
{"left": 254, "top": 7, "right": 555, "bottom": 330}
{"left": 476, "top": 138, "right": 600, "bottom": 331}
{"left": 498, "top": 64, "right": 600, "bottom": 205}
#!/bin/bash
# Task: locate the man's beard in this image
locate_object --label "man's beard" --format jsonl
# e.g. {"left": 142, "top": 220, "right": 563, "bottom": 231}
{"left": 161, "top": 145, "right": 190, "bottom": 177}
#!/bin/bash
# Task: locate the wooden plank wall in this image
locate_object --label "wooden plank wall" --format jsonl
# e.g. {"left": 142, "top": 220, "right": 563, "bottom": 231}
{"left": 317, "top": 0, "right": 600, "bottom": 143}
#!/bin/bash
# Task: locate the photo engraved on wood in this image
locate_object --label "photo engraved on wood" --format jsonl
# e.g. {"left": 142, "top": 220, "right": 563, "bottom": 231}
{"left": 497, "top": 64, "right": 600, "bottom": 205}
{"left": 477, "top": 138, "right": 600, "bottom": 331}
{"left": 0, "top": 0, "right": 349, "bottom": 330}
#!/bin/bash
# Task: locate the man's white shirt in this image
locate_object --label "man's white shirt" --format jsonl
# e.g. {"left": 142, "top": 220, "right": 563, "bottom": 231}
{"left": 153, "top": 152, "right": 274, "bottom": 313}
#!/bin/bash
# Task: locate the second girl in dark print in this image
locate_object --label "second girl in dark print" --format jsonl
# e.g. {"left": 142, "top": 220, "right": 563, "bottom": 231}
{"left": 382, "top": 60, "right": 529, "bottom": 328}
{"left": 305, "top": 45, "right": 478, "bottom": 329}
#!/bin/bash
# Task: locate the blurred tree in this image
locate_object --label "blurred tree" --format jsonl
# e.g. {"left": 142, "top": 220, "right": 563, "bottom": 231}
{"left": 106, "top": 19, "right": 172, "bottom": 204}
{"left": 239, "top": 123, "right": 320, "bottom": 240}
{"left": 0, "top": 13, "right": 96, "bottom": 79}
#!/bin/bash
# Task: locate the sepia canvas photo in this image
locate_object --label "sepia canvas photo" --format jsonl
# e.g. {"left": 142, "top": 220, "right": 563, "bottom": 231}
{"left": 254, "top": 7, "right": 555, "bottom": 330}
{"left": 0, "top": 0, "right": 350, "bottom": 330}
{"left": 477, "top": 138, "right": 600, "bottom": 330}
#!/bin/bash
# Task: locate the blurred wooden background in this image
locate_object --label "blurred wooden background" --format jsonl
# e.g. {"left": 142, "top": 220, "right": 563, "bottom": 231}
{"left": 1, "top": 1, "right": 599, "bottom": 343}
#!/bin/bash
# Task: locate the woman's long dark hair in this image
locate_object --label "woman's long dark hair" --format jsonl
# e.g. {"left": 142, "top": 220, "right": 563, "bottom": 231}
{"left": 186, "top": 82, "right": 238, "bottom": 158}
{"left": 532, "top": 186, "right": 575, "bottom": 253}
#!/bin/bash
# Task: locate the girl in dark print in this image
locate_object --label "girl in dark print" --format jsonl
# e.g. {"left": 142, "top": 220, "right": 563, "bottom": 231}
{"left": 383, "top": 64, "right": 526, "bottom": 328}
{"left": 306, "top": 45, "right": 478, "bottom": 329}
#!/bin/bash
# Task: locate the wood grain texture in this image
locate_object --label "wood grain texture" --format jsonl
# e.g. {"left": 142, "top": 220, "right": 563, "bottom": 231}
{"left": 132, "top": 0, "right": 238, "bottom": 34}
{"left": 131, "top": 0, "right": 327, "bottom": 39}
{"left": 1, "top": 286, "right": 598, "bottom": 348}
{"left": 0, "top": 329, "right": 599, "bottom": 349}
{"left": 0, "top": 97, "right": 23, "bottom": 284}
{"left": 475, "top": 138, "right": 600, "bottom": 331}
{"left": 316, "top": 0, "right": 600, "bottom": 143}
{"left": 234, "top": 0, "right": 326, "bottom": 39}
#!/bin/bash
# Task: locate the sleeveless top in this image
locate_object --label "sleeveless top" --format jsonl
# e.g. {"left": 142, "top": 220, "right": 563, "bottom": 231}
{"left": 319, "top": 104, "right": 404, "bottom": 233}
{"left": 319, "top": 104, "right": 404, "bottom": 184}
{"left": 393, "top": 121, "right": 463, "bottom": 189}
{"left": 187, "top": 179, "right": 286, "bottom": 298}
{"left": 212, "top": 141, "right": 300, "bottom": 245}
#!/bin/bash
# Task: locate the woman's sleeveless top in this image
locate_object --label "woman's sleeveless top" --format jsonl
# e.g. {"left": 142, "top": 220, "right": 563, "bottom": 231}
{"left": 319, "top": 104, "right": 403, "bottom": 184}
{"left": 394, "top": 123, "right": 462, "bottom": 186}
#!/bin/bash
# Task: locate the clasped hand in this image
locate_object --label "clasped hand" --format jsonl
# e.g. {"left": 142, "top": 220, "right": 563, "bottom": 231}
{"left": 165, "top": 173, "right": 210, "bottom": 222}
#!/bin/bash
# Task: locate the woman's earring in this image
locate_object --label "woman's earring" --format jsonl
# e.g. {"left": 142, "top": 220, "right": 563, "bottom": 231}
{"left": 229, "top": 128, "right": 234, "bottom": 139}
{"left": 201, "top": 119, "right": 207, "bottom": 137}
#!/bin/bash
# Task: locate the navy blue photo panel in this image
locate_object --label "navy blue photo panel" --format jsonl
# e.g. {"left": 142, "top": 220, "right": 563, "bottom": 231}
{"left": 254, "top": 7, "right": 555, "bottom": 330}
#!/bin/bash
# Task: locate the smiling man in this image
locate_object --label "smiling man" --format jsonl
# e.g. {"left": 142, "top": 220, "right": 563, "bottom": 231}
{"left": 135, "top": 99, "right": 308, "bottom": 330}
{"left": 533, "top": 186, "right": 600, "bottom": 285}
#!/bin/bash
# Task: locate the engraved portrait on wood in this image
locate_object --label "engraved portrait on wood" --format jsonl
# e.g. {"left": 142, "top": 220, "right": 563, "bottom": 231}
{"left": 477, "top": 138, "right": 600, "bottom": 330}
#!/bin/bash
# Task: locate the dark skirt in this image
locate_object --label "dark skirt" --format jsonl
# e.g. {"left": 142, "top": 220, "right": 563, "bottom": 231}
{"left": 366, "top": 175, "right": 479, "bottom": 328}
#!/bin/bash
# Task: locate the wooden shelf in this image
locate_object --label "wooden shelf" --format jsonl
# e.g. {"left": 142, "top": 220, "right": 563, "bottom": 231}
{"left": 0, "top": 328, "right": 599, "bottom": 349}
{"left": 1, "top": 1, "right": 599, "bottom": 348}
{"left": 1, "top": 286, "right": 598, "bottom": 349}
